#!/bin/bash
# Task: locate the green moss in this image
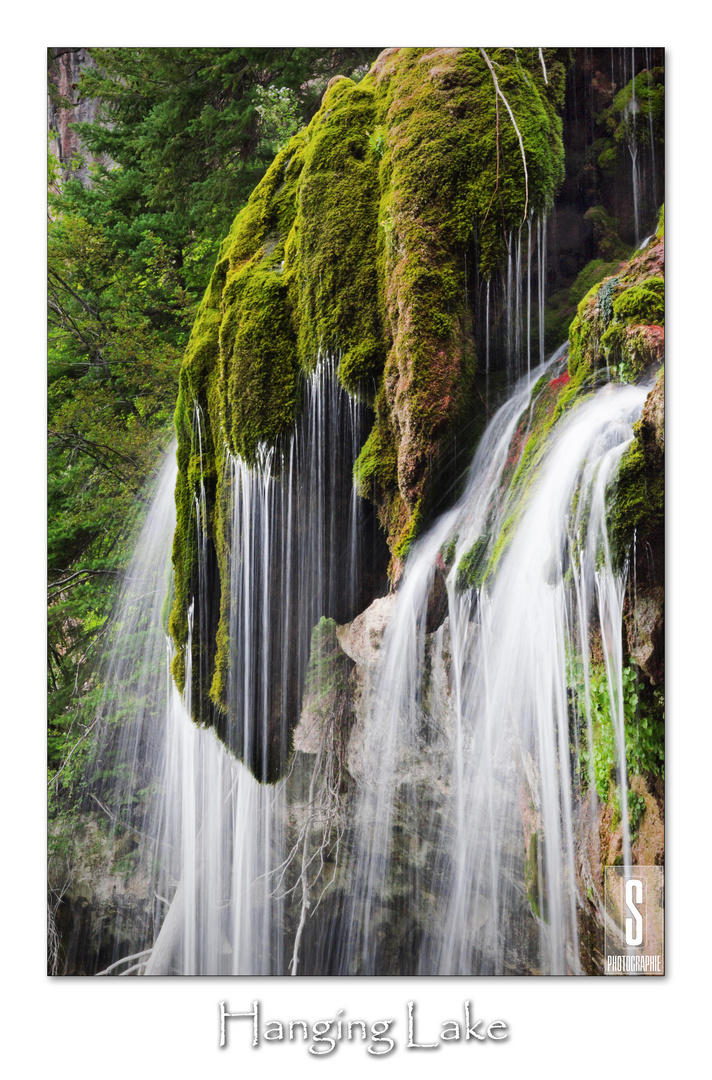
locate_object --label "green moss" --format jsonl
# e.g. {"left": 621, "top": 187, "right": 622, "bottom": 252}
{"left": 575, "top": 663, "right": 664, "bottom": 804}
{"left": 456, "top": 532, "right": 489, "bottom": 591}
{"left": 567, "top": 283, "right": 604, "bottom": 379}
{"left": 222, "top": 269, "right": 299, "bottom": 460}
{"left": 366, "top": 47, "right": 565, "bottom": 554}
{"left": 292, "top": 79, "right": 385, "bottom": 394}
{"left": 570, "top": 258, "right": 626, "bottom": 307}
{"left": 525, "top": 830, "right": 548, "bottom": 922}
{"left": 608, "top": 419, "right": 664, "bottom": 561}
{"left": 440, "top": 532, "right": 458, "bottom": 569}
{"left": 610, "top": 68, "right": 665, "bottom": 147}
{"left": 394, "top": 498, "right": 425, "bottom": 563}
{"left": 304, "top": 616, "right": 349, "bottom": 699}
{"left": 544, "top": 256, "right": 626, "bottom": 352}
{"left": 353, "top": 398, "right": 396, "bottom": 501}
{"left": 611, "top": 276, "right": 664, "bottom": 326}
{"left": 583, "top": 205, "right": 629, "bottom": 261}
{"left": 596, "top": 67, "right": 665, "bottom": 175}
{"left": 567, "top": 237, "right": 664, "bottom": 382}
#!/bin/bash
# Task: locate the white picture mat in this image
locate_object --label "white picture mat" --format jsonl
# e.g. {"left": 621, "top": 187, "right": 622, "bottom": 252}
{"left": 5, "top": 6, "right": 706, "bottom": 1076}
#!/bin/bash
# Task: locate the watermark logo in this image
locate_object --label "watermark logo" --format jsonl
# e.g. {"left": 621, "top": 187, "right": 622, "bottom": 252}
{"left": 604, "top": 865, "right": 664, "bottom": 975}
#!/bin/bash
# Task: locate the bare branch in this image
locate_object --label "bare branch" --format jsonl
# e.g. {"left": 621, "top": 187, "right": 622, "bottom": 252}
{"left": 481, "top": 48, "right": 529, "bottom": 224}
{"left": 47, "top": 716, "right": 100, "bottom": 791}
{"left": 95, "top": 948, "right": 153, "bottom": 976}
{"left": 48, "top": 568, "right": 127, "bottom": 601}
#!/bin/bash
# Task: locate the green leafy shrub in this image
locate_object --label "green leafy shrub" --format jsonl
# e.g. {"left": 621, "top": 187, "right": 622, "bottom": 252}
{"left": 579, "top": 663, "right": 664, "bottom": 804}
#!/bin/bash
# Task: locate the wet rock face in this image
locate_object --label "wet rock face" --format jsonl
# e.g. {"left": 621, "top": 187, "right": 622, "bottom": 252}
{"left": 642, "top": 367, "right": 664, "bottom": 451}
{"left": 49, "top": 817, "right": 155, "bottom": 975}
{"left": 621, "top": 371, "right": 665, "bottom": 684}
{"left": 425, "top": 559, "right": 449, "bottom": 633}
{"left": 628, "top": 586, "right": 664, "bottom": 685}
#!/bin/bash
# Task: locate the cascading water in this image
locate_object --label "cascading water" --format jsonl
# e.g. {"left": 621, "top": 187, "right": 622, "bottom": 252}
{"left": 68, "top": 356, "right": 386, "bottom": 975}
{"left": 213, "top": 354, "right": 382, "bottom": 781}
{"left": 66, "top": 343, "right": 650, "bottom": 976}
{"left": 337, "top": 350, "right": 648, "bottom": 975}
{"left": 48, "top": 45, "right": 664, "bottom": 985}
{"left": 64, "top": 336, "right": 652, "bottom": 977}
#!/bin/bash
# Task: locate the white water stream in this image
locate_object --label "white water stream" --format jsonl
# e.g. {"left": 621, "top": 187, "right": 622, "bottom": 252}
{"left": 339, "top": 355, "right": 647, "bottom": 974}
{"left": 75, "top": 348, "right": 647, "bottom": 976}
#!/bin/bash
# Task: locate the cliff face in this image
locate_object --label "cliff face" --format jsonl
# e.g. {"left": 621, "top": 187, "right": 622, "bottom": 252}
{"left": 169, "top": 47, "right": 567, "bottom": 760}
{"left": 48, "top": 49, "right": 110, "bottom": 185}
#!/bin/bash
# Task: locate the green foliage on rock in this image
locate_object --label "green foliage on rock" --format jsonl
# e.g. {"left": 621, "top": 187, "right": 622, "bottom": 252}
{"left": 608, "top": 369, "right": 664, "bottom": 563}
{"left": 455, "top": 533, "right": 490, "bottom": 592}
{"left": 568, "top": 231, "right": 665, "bottom": 382}
{"left": 525, "top": 830, "right": 547, "bottom": 922}
{"left": 611, "top": 276, "right": 664, "bottom": 325}
{"left": 596, "top": 67, "right": 665, "bottom": 179}
{"left": 579, "top": 663, "right": 664, "bottom": 803}
{"left": 363, "top": 47, "right": 565, "bottom": 563}
{"left": 583, "top": 205, "right": 630, "bottom": 262}
{"left": 544, "top": 255, "right": 627, "bottom": 354}
{"left": 293, "top": 78, "right": 384, "bottom": 393}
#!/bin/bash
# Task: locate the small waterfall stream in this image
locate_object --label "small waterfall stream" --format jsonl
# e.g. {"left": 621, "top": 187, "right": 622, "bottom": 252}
{"left": 480, "top": 211, "right": 548, "bottom": 405}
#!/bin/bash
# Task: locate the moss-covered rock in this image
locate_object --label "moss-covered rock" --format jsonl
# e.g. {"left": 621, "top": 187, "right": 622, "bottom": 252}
{"left": 365, "top": 48, "right": 565, "bottom": 565}
{"left": 169, "top": 47, "right": 567, "bottom": 763}
{"left": 583, "top": 205, "right": 630, "bottom": 262}
{"left": 544, "top": 254, "right": 628, "bottom": 355}
{"left": 594, "top": 66, "right": 665, "bottom": 205}
{"left": 568, "top": 231, "right": 664, "bottom": 381}
{"left": 608, "top": 367, "right": 665, "bottom": 564}
{"left": 599, "top": 67, "right": 665, "bottom": 165}
{"left": 292, "top": 78, "right": 384, "bottom": 394}
{"left": 525, "top": 829, "right": 548, "bottom": 922}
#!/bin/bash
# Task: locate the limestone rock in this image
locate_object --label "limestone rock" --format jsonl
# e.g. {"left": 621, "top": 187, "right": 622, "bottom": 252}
{"left": 336, "top": 593, "right": 395, "bottom": 669}
{"left": 628, "top": 586, "right": 665, "bottom": 685}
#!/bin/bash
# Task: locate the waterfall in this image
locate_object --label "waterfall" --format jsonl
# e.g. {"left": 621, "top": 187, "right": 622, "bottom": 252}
{"left": 338, "top": 349, "right": 648, "bottom": 975}
{"left": 646, "top": 49, "right": 658, "bottom": 212}
{"left": 68, "top": 344, "right": 648, "bottom": 976}
{"left": 61, "top": 449, "right": 179, "bottom": 975}
{"left": 629, "top": 48, "right": 640, "bottom": 244}
{"left": 70, "top": 356, "right": 386, "bottom": 975}
{"left": 495, "top": 213, "right": 548, "bottom": 388}
{"left": 213, "top": 354, "right": 379, "bottom": 780}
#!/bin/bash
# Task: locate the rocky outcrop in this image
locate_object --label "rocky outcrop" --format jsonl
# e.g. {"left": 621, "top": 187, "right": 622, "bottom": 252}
{"left": 48, "top": 49, "right": 111, "bottom": 186}
{"left": 49, "top": 816, "right": 155, "bottom": 975}
{"left": 336, "top": 593, "right": 395, "bottom": 670}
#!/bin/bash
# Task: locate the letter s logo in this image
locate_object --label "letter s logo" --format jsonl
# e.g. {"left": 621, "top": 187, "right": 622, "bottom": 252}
{"left": 625, "top": 878, "right": 644, "bottom": 947}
